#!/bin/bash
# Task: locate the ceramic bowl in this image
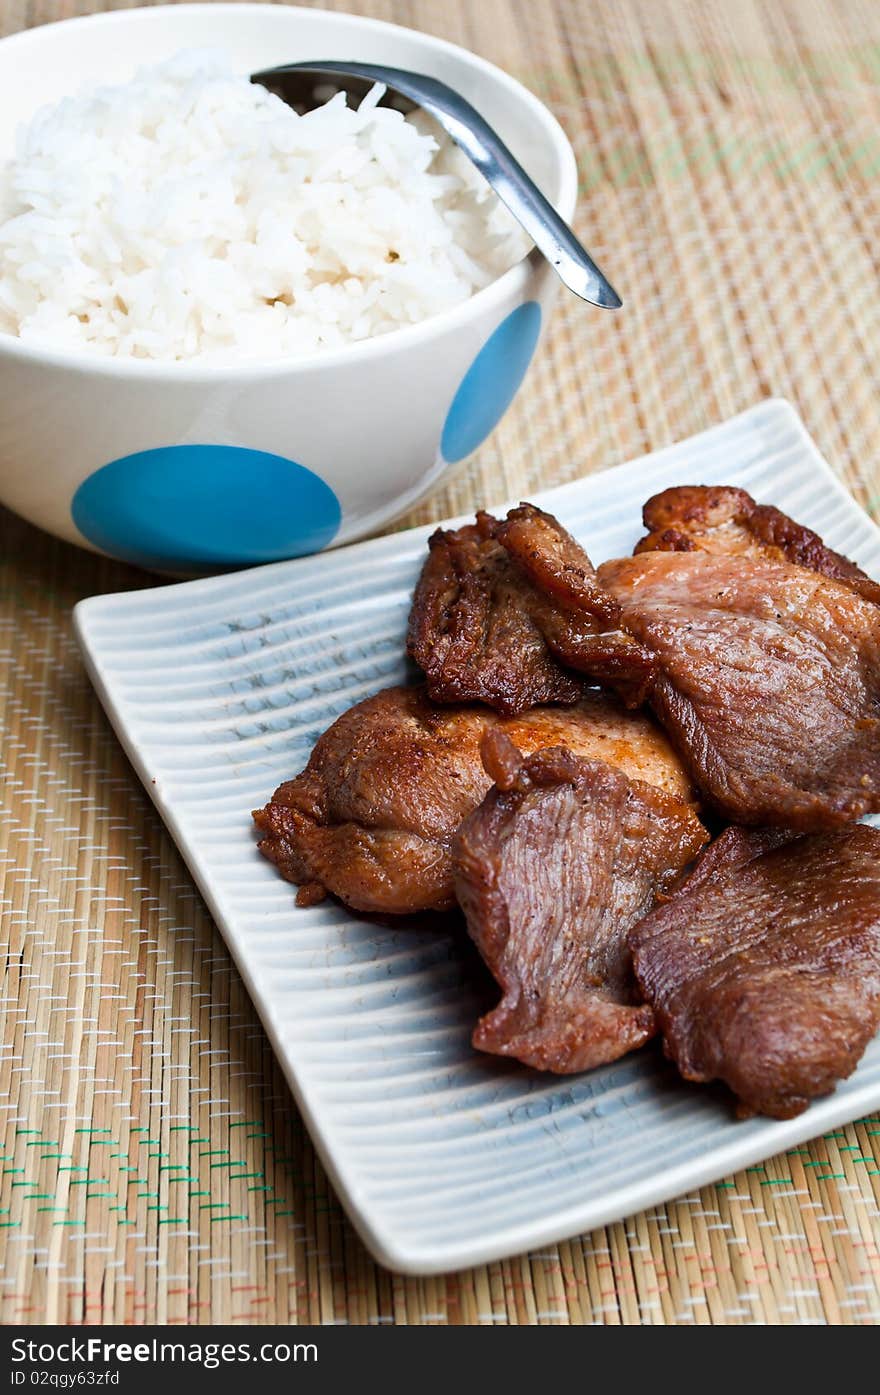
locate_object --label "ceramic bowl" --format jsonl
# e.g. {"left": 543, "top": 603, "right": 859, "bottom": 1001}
{"left": 0, "top": 4, "right": 577, "bottom": 572}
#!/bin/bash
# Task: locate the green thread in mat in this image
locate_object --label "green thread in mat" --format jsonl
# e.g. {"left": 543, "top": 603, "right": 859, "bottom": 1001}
{"left": 0, "top": 1103, "right": 302, "bottom": 1258}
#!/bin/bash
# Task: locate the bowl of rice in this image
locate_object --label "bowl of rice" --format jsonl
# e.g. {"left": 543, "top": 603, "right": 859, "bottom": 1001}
{"left": 0, "top": 4, "right": 577, "bottom": 573}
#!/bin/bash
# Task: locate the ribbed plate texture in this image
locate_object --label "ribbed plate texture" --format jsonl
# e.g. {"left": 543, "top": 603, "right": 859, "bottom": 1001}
{"left": 75, "top": 399, "right": 880, "bottom": 1272}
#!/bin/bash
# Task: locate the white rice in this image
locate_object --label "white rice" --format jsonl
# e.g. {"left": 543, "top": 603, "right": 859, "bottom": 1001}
{"left": 0, "top": 50, "right": 528, "bottom": 363}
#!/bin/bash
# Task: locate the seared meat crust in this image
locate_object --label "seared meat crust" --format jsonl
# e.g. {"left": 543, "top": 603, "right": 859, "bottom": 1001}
{"left": 452, "top": 732, "right": 708, "bottom": 1072}
{"left": 407, "top": 505, "right": 656, "bottom": 716}
{"left": 631, "top": 824, "right": 880, "bottom": 1118}
{"left": 495, "top": 505, "right": 657, "bottom": 708}
{"left": 406, "top": 513, "right": 586, "bottom": 715}
{"left": 599, "top": 539, "right": 880, "bottom": 828}
{"left": 636, "top": 484, "right": 880, "bottom": 604}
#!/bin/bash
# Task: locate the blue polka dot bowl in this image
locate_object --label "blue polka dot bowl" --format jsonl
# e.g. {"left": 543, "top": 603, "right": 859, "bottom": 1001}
{"left": 0, "top": 4, "right": 577, "bottom": 575}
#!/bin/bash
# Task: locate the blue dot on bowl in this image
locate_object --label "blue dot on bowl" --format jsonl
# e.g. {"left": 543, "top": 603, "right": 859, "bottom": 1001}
{"left": 441, "top": 300, "right": 542, "bottom": 464}
{"left": 71, "top": 444, "right": 341, "bottom": 571}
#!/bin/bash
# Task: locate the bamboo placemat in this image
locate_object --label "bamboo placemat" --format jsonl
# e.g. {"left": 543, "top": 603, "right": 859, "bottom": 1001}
{"left": 2, "top": 0, "right": 880, "bottom": 1326}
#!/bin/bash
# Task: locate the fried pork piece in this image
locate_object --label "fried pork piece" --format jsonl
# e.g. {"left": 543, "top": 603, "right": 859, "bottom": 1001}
{"left": 407, "top": 513, "right": 585, "bottom": 715}
{"left": 452, "top": 731, "right": 708, "bottom": 1073}
{"left": 253, "top": 685, "right": 696, "bottom": 916}
{"left": 406, "top": 506, "right": 656, "bottom": 716}
{"left": 598, "top": 512, "right": 880, "bottom": 828}
{"left": 495, "top": 505, "right": 657, "bottom": 708}
{"left": 630, "top": 824, "right": 880, "bottom": 1119}
{"left": 636, "top": 484, "right": 880, "bottom": 604}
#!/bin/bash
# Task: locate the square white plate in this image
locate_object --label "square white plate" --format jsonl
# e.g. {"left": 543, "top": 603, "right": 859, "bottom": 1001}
{"left": 74, "top": 399, "right": 880, "bottom": 1274}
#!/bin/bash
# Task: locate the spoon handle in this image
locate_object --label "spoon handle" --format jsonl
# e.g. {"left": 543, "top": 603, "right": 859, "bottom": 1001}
{"left": 421, "top": 85, "right": 622, "bottom": 309}
{"left": 255, "top": 62, "right": 621, "bottom": 309}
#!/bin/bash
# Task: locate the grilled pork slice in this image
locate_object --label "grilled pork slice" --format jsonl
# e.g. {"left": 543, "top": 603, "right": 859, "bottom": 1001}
{"left": 452, "top": 731, "right": 707, "bottom": 1072}
{"left": 493, "top": 504, "right": 657, "bottom": 708}
{"left": 598, "top": 488, "right": 880, "bottom": 828}
{"left": 407, "top": 506, "right": 656, "bottom": 717}
{"left": 635, "top": 484, "right": 880, "bottom": 604}
{"left": 253, "top": 685, "right": 696, "bottom": 916}
{"left": 630, "top": 824, "right": 880, "bottom": 1119}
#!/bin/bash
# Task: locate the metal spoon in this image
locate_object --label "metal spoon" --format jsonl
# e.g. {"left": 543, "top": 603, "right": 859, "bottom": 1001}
{"left": 251, "top": 61, "right": 621, "bottom": 310}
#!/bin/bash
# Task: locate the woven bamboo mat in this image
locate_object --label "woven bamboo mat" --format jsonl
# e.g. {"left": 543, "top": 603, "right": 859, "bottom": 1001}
{"left": 2, "top": 0, "right": 880, "bottom": 1326}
